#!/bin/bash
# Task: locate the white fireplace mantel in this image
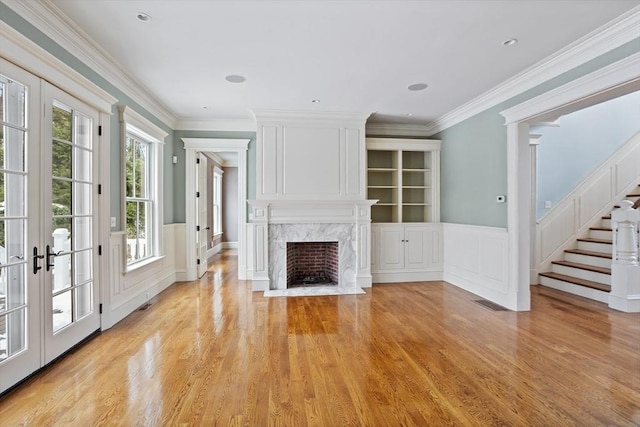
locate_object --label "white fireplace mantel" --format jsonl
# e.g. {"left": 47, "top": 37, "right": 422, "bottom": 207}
{"left": 248, "top": 199, "right": 377, "bottom": 291}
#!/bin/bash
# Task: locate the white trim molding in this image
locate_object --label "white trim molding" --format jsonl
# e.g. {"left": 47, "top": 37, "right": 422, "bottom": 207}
{"left": 427, "top": 6, "right": 640, "bottom": 135}
{"left": 501, "top": 53, "right": 640, "bottom": 125}
{"left": 2, "top": 0, "right": 177, "bottom": 127}
{"left": 182, "top": 138, "right": 251, "bottom": 281}
{"left": 0, "top": 21, "right": 117, "bottom": 112}
{"left": 174, "top": 118, "right": 256, "bottom": 132}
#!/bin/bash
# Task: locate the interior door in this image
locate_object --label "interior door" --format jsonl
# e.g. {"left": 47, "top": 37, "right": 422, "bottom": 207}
{"left": 41, "top": 83, "right": 100, "bottom": 364}
{"left": 196, "top": 153, "right": 208, "bottom": 278}
{"left": 0, "top": 59, "right": 42, "bottom": 393}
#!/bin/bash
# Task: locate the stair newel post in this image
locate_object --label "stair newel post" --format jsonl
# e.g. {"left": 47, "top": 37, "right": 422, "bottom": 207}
{"left": 609, "top": 200, "right": 640, "bottom": 312}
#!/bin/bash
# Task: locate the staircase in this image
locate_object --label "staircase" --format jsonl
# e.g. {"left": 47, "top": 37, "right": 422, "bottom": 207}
{"left": 539, "top": 184, "right": 640, "bottom": 303}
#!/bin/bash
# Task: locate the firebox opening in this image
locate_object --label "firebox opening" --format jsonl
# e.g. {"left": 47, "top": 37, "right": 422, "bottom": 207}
{"left": 286, "top": 241, "right": 339, "bottom": 288}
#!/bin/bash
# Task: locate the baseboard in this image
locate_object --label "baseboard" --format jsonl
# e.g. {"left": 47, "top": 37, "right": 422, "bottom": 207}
{"left": 207, "top": 243, "right": 222, "bottom": 260}
{"left": 222, "top": 241, "right": 238, "bottom": 249}
{"left": 372, "top": 270, "right": 443, "bottom": 284}
{"left": 443, "top": 270, "right": 511, "bottom": 309}
{"left": 174, "top": 270, "right": 189, "bottom": 282}
{"left": 102, "top": 272, "right": 176, "bottom": 330}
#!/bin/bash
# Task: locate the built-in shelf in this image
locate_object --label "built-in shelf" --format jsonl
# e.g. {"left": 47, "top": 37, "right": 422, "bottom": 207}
{"left": 366, "top": 138, "right": 440, "bottom": 223}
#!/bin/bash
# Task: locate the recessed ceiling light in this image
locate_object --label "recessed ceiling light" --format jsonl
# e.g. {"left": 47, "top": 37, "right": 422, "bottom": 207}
{"left": 502, "top": 38, "right": 518, "bottom": 46}
{"left": 408, "top": 83, "right": 428, "bottom": 91}
{"left": 203, "top": 106, "right": 208, "bottom": 109}
{"left": 406, "top": 113, "right": 414, "bottom": 116}
{"left": 136, "top": 12, "right": 151, "bottom": 22}
{"left": 225, "top": 75, "right": 246, "bottom": 83}
{"left": 311, "top": 99, "right": 320, "bottom": 103}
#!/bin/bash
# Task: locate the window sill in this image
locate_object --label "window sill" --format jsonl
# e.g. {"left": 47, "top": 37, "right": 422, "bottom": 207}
{"left": 126, "top": 255, "right": 165, "bottom": 274}
{"left": 213, "top": 232, "right": 223, "bottom": 238}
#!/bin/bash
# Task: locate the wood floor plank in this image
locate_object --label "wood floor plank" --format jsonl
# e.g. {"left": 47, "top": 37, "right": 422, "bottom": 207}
{"left": 1, "top": 250, "right": 639, "bottom": 426}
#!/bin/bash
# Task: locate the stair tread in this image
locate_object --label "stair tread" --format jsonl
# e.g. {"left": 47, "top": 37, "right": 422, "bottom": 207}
{"left": 602, "top": 215, "right": 611, "bottom": 219}
{"left": 565, "top": 248, "right": 612, "bottom": 259}
{"left": 539, "top": 272, "right": 611, "bottom": 292}
{"left": 551, "top": 260, "right": 611, "bottom": 275}
{"left": 577, "top": 237, "right": 612, "bottom": 244}
{"left": 589, "top": 227, "right": 612, "bottom": 231}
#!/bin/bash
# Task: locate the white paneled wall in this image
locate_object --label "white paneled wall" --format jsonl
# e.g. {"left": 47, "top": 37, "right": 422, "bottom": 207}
{"left": 536, "top": 133, "right": 640, "bottom": 276}
{"left": 103, "top": 224, "right": 186, "bottom": 329}
{"left": 443, "top": 224, "right": 510, "bottom": 308}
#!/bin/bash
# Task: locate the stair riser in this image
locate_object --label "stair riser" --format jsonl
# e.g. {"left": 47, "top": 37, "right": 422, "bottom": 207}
{"left": 538, "top": 278, "right": 609, "bottom": 303}
{"left": 578, "top": 241, "right": 612, "bottom": 253}
{"left": 589, "top": 229, "right": 612, "bottom": 240}
{"left": 564, "top": 252, "right": 612, "bottom": 268}
{"left": 601, "top": 219, "right": 611, "bottom": 228}
{"left": 551, "top": 264, "right": 611, "bottom": 285}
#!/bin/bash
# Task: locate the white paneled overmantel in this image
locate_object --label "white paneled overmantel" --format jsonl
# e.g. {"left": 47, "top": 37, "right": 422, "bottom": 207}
{"left": 248, "top": 199, "right": 377, "bottom": 291}
{"left": 252, "top": 110, "right": 371, "bottom": 201}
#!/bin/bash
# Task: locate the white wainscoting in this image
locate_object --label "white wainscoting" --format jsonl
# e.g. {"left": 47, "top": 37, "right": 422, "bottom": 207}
{"left": 536, "top": 133, "right": 640, "bottom": 277}
{"left": 103, "top": 224, "right": 186, "bottom": 330}
{"left": 443, "top": 224, "right": 511, "bottom": 308}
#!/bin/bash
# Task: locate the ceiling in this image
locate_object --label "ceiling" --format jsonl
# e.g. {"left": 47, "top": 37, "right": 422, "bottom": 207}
{"left": 49, "top": 0, "right": 639, "bottom": 126}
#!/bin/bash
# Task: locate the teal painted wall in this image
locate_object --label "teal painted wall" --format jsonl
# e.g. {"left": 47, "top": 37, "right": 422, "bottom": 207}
{"left": 435, "top": 37, "right": 640, "bottom": 228}
{"left": 1, "top": 3, "right": 175, "bottom": 227}
{"left": 534, "top": 91, "right": 640, "bottom": 219}
{"left": 172, "top": 131, "right": 256, "bottom": 223}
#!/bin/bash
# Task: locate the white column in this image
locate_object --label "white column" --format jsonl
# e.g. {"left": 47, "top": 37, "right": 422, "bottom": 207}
{"left": 609, "top": 200, "right": 640, "bottom": 312}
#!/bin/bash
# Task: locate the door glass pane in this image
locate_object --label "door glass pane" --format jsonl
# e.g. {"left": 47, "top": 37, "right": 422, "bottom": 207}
{"left": 2, "top": 219, "right": 26, "bottom": 267}
{"left": 52, "top": 141, "right": 72, "bottom": 179}
{"left": 52, "top": 179, "right": 71, "bottom": 215}
{"left": 1, "top": 129, "right": 25, "bottom": 172}
{"left": 74, "top": 147, "right": 91, "bottom": 182}
{"left": 51, "top": 252, "right": 71, "bottom": 293}
{"left": 1, "top": 264, "right": 26, "bottom": 309}
{"left": 73, "top": 217, "right": 91, "bottom": 251}
{"left": 73, "top": 183, "right": 92, "bottom": 215}
{"left": 76, "top": 282, "right": 92, "bottom": 320}
{"left": 74, "top": 249, "right": 92, "bottom": 285}
{"left": 52, "top": 104, "right": 71, "bottom": 141}
{"left": 0, "top": 309, "right": 26, "bottom": 361}
{"left": 0, "top": 77, "right": 26, "bottom": 128}
{"left": 74, "top": 112, "right": 92, "bottom": 149}
{"left": 52, "top": 291, "right": 72, "bottom": 333}
{"left": 0, "top": 174, "right": 25, "bottom": 218}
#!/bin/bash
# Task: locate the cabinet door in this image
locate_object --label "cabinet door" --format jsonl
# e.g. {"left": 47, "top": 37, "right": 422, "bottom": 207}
{"left": 404, "top": 227, "right": 430, "bottom": 270}
{"left": 378, "top": 226, "right": 404, "bottom": 270}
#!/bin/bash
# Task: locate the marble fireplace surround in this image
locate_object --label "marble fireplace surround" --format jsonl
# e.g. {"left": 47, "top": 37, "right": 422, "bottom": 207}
{"left": 248, "top": 200, "right": 376, "bottom": 292}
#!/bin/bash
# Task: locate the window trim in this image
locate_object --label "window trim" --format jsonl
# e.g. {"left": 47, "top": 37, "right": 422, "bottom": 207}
{"left": 212, "top": 166, "right": 224, "bottom": 237}
{"left": 118, "top": 105, "right": 167, "bottom": 271}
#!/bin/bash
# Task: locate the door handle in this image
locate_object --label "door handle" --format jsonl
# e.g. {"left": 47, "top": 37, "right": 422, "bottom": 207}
{"left": 46, "top": 245, "right": 62, "bottom": 272}
{"left": 33, "top": 246, "right": 45, "bottom": 274}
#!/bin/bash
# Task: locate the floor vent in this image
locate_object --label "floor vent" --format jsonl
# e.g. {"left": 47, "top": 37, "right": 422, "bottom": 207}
{"left": 474, "top": 299, "right": 508, "bottom": 311}
{"left": 138, "top": 303, "right": 152, "bottom": 311}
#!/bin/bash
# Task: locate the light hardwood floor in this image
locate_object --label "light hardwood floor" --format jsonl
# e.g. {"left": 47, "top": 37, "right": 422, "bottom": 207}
{"left": 1, "top": 250, "right": 639, "bottom": 426}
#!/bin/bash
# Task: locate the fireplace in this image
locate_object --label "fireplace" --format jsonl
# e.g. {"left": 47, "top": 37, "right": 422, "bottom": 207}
{"left": 287, "top": 241, "right": 339, "bottom": 287}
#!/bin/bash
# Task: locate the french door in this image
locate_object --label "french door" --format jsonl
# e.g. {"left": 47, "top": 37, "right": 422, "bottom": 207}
{"left": 0, "top": 59, "right": 100, "bottom": 393}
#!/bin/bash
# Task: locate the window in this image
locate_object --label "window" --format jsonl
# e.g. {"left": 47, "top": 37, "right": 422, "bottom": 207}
{"left": 212, "top": 167, "right": 223, "bottom": 236}
{"left": 119, "top": 106, "right": 166, "bottom": 267}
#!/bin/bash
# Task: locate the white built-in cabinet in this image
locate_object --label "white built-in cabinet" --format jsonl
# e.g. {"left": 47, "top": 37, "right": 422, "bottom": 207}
{"left": 367, "top": 138, "right": 443, "bottom": 283}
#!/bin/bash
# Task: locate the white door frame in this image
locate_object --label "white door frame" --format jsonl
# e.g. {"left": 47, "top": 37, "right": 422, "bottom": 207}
{"left": 501, "top": 53, "right": 640, "bottom": 311}
{"left": 182, "top": 138, "right": 250, "bottom": 281}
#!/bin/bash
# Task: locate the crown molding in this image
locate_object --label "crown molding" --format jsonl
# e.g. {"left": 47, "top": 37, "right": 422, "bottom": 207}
{"left": 425, "top": 6, "right": 640, "bottom": 135}
{"left": 174, "top": 118, "right": 257, "bottom": 132}
{"left": 501, "top": 52, "right": 640, "bottom": 124}
{"left": 2, "top": 0, "right": 178, "bottom": 128}
{"left": 365, "top": 122, "right": 432, "bottom": 138}
{"left": 0, "top": 21, "right": 117, "bottom": 112}
{"left": 252, "top": 109, "right": 372, "bottom": 125}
